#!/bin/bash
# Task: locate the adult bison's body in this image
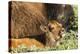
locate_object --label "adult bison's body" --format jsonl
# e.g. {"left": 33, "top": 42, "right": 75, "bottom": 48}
{"left": 9, "top": 1, "right": 74, "bottom": 48}
{"left": 10, "top": 1, "right": 49, "bottom": 38}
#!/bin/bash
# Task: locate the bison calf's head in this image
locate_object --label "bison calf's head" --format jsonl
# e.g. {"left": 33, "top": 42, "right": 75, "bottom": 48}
{"left": 40, "top": 20, "right": 65, "bottom": 47}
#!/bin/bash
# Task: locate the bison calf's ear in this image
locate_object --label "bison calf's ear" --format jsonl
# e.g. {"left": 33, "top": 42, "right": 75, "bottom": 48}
{"left": 48, "top": 23, "right": 55, "bottom": 32}
{"left": 40, "top": 25, "right": 49, "bottom": 33}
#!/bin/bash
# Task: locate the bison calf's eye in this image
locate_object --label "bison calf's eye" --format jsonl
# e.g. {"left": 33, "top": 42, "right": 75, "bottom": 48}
{"left": 48, "top": 23, "right": 54, "bottom": 32}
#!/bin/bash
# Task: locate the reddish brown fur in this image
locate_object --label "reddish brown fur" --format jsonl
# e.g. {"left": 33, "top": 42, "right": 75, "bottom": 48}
{"left": 9, "top": 38, "right": 44, "bottom": 48}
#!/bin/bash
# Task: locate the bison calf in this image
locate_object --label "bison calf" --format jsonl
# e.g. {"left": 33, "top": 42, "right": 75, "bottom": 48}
{"left": 40, "top": 20, "right": 65, "bottom": 47}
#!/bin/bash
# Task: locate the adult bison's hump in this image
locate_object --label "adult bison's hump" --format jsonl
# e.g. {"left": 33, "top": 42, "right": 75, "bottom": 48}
{"left": 10, "top": 1, "right": 48, "bottom": 38}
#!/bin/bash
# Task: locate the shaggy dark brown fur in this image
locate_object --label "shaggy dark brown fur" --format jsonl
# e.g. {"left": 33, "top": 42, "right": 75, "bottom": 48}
{"left": 9, "top": 1, "right": 49, "bottom": 38}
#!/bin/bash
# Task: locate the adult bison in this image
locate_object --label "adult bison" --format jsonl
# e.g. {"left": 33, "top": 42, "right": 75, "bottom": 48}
{"left": 9, "top": 1, "right": 74, "bottom": 48}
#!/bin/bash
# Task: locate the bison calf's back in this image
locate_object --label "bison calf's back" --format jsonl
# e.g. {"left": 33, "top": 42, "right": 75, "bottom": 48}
{"left": 9, "top": 38, "right": 44, "bottom": 49}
